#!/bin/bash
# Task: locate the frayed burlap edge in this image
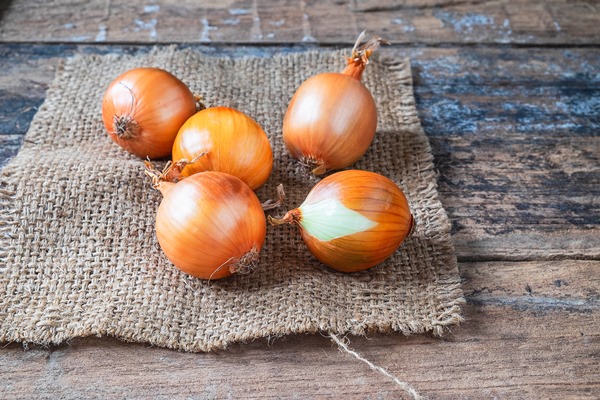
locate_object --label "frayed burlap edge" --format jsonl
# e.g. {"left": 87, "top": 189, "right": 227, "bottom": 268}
{"left": 0, "top": 47, "right": 464, "bottom": 352}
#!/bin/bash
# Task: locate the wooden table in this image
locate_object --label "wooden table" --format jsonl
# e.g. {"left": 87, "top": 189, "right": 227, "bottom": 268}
{"left": 1, "top": 1, "right": 599, "bottom": 398}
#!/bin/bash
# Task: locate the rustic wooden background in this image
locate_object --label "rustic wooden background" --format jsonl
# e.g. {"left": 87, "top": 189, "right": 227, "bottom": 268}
{"left": 1, "top": 0, "right": 599, "bottom": 398}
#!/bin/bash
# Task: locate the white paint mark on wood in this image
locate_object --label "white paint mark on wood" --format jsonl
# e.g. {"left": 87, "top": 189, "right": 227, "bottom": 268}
{"left": 267, "top": 32, "right": 275, "bottom": 38}
{"left": 143, "top": 5, "right": 160, "bottom": 13}
{"left": 200, "top": 18, "right": 217, "bottom": 42}
{"left": 301, "top": 5, "right": 316, "bottom": 43}
{"left": 553, "top": 21, "right": 562, "bottom": 32}
{"left": 498, "top": 19, "right": 513, "bottom": 43}
{"left": 435, "top": 11, "right": 494, "bottom": 34}
{"left": 229, "top": 8, "right": 250, "bottom": 15}
{"left": 134, "top": 19, "right": 157, "bottom": 40}
{"left": 222, "top": 18, "right": 240, "bottom": 25}
{"left": 70, "top": 36, "right": 91, "bottom": 42}
{"left": 63, "top": 23, "right": 75, "bottom": 29}
{"left": 269, "top": 19, "right": 285, "bottom": 27}
{"left": 392, "top": 17, "right": 415, "bottom": 32}
{"left": 95, "top": 24, "right": 107, "bottom": 42}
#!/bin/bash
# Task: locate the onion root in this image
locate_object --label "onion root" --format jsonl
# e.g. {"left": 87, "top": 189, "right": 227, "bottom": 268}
{"left": 229, "top": 246, "right": 261, "bottom": 275}
{"left": 299, "top": 156, "right": 328, "bottom": 176}
{"left": 113, "top": 114, "right": 140, "bottom": 139}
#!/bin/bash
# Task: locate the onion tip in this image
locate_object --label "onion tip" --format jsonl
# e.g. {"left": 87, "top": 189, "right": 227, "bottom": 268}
{"left": 268, "top": 209, "right": 299, "bottom": 226}
{"left": 144, "top": 160, "right": 176, "bottom": 195}
{"left": 144, "top": 153, "right": 206, "bottom": 190}
{"left": 261, "top": 183, "right": 286, "bottom": 211}
{"left": 344, "top": 30, "right": 390, "bottom": 80}
{"left": 194, "top": 94, "right": 207, "bottom": 111}
{"left": 166, "top": 152, "right": 206, "bottom": 182}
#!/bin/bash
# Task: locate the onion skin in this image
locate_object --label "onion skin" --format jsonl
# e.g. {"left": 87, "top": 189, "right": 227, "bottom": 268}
{"left": 155, "top": 171, "right": 266, "bottom": 280}
{"left": 172, "top": 107, "right": 273, "bottom": 190}
{"left": 282, "top": 33, "right": 386, "bottom": 175}
{"left": 282, "top": 73, "right": 377, "bottom": 174}
{"left": 102, "top": 67, "right": 196, "bottom": 159}
{"left": 270, "top": 170, "right": 413, "bottom": 273}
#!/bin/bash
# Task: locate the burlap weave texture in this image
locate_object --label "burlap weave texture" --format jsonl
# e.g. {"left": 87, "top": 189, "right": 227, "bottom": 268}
{"left": 0, "top": 47, "right": 463, "bottom": 351}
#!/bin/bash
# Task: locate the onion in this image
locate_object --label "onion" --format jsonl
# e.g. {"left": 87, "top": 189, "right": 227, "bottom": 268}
{"left": 269, "top": 170, "right": 413, "bottom": 272}
{"left": 146, "top": 163, "right": 266, "bottom": 280}
{"left": 102, "top": 67, "right": 197, "bottom": 159}
{"left": 283, "top": 32, "right": 388, "bottom": 175}
{"left": 172, "top": 106, "right": 273, "bottom": 190}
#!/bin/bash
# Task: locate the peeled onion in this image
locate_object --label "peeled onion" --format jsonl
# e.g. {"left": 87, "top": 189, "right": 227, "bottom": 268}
{"left": 102, "top": 67, "right": 196, "bottom": 159}
{"left": 282, "top": 32, "right": 387, "bottom": 175}
{"left": 269, "top": 170, "right": 413, "bottom": 272}
{"left": 172, "top": 106, "right": 273, "bottom": 190}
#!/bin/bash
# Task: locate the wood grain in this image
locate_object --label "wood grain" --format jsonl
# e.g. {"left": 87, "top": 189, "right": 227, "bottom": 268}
{"left": 0, "top": 0, "right": 599, "bottom": 45}
{"left": 1, "top": 260, "right": 598, "bottom": 399}
{"left": 0, "top": 135, "right": 23, "bottom": 164}
{"left": 411, "top": 47, "right": 600, "bottom": 261}
{"left": 1, "top": 2, "right": 599, "bottom": 396}
{"left": 1, "top": 44, "right": 598, "bottom": 261}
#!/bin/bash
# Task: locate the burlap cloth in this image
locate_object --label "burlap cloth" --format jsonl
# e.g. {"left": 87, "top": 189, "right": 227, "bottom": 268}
{"left": 0, "top": 47, "right": 463, "bottom": 352}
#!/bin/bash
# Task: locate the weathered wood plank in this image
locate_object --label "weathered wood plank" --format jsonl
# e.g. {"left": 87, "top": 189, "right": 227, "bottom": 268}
{"left": 2, "top": 260, "right": 598, "bottom": 399}
{"left": 1, "top": 2, "right": 598, "bottom": 397}
{"left": 1, "top": 44, "right": 598, "bottom": 260}
{"left": 411, "top": 47, "right": 600, "bottom": 261}
{"left": 0, "top": 45, "right": 54, "bottom": 138}
{"left": 0, "top": 135, "right": 23, "bottom": 165}
{"left": 461, "top": 259, "right": 600, "bottom": 311}
{"left": 0, "top": 0, "right": 599, "bottom": 45}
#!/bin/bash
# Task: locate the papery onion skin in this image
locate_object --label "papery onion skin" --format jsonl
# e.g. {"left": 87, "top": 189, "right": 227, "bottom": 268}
{"left": 172, "top": 106, "right": 273, "bottom": 190}
{"left": 282, "top": 33, "right": 386, "bottom": 175}
{"left": 270, "top": 170, "right": 413, "bottom": 273}
{"left": 155, "top": 171, "right": 266, "bottom": 280}
{"left": 282, "top": 73, "right": 377, "bottom": 174}
{"left": 102, "top": 67, "right": 196, "bottom": 159}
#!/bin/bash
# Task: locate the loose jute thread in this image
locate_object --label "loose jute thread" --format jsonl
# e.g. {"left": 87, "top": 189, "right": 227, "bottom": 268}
{"left": 330, "top": 334, "right": 426, "bottom": 400}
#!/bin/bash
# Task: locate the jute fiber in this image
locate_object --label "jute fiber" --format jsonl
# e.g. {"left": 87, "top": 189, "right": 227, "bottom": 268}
{"left": 0, "top": 47, "right": 464, "bottom": 352}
